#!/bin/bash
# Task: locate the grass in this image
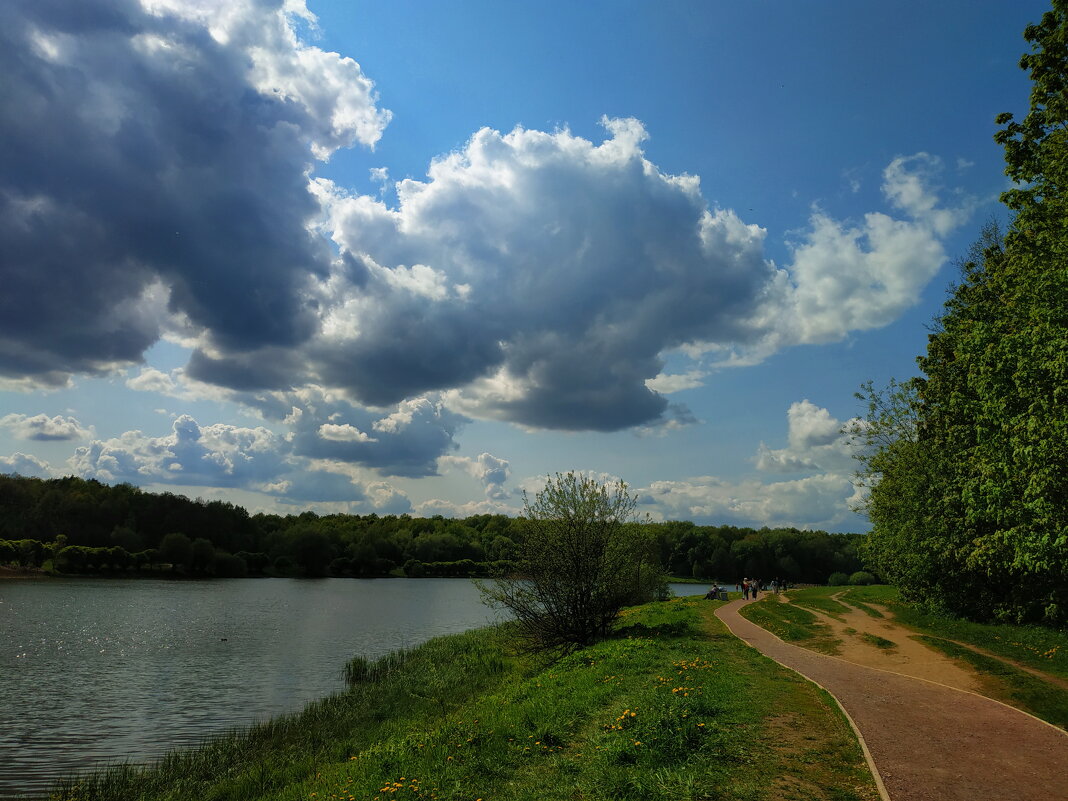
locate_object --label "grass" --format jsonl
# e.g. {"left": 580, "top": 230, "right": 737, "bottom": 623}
{"left": 737, "top": 595, "right": 842, "bottom": 655}
{"left": 858, "top": 633, "right": 896, "bottom": 650}
{"left": 788, "top": 595, "right": 852, "bottom": 620}
{"left": 52, "top": 598, "right": 879, "bottom": 801}
{"left": 915, "top": 635, "right": 1068, "bottom": 730}
{"left": 832, "top": 590, "right": 885, "bottom": 619}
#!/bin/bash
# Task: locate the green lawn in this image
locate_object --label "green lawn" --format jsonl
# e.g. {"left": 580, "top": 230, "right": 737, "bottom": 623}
{"left": 737, "top": 594, "right": 842, "bottom": 655}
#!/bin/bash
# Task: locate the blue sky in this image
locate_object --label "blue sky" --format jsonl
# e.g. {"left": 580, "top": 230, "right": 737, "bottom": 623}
{"left": 0, "top": 0, "right": 1050, "bottom": 530}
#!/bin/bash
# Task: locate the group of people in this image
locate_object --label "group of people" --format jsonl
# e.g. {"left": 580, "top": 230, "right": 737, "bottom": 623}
{"left": 738, "top": 578, "right": 788, "bottom": 599}
{"left": 702, "top": 578, "right": 789, "bottom": 601}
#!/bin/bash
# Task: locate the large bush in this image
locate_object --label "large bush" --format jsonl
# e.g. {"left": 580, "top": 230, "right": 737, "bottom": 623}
{"left": 479, "top": 473, "right": 661, "bottom": 654}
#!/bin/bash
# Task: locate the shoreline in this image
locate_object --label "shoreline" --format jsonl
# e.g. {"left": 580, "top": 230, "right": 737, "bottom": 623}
{"left": 0, "top": 566, "right": 48, "bottom": 579}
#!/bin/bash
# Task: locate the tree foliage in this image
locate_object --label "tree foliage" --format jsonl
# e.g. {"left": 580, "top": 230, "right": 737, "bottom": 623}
{"left": 479, "top": 473, "right": 661, "bottom": 654}
{"left": 0, "top": 472, "right": 869, "bottom": 581}
{"left": 860, "top": 2, "right": 1068, "bottom": 625}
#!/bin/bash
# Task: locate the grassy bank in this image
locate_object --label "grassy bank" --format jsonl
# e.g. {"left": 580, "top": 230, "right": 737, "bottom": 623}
{"left": 739, "top": 585, "right": 1068, "bottom": 730}
{"left": 54, "top": 597, "right": 879, "bottom": 801}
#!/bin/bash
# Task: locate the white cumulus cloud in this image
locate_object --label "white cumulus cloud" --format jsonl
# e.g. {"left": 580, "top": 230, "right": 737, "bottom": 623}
{"left": 0, "top": 413, "right": 91, "bottom": 441}
{"left": 318, "top": 423, "right": 376, "bottom": 443}
{"left": 0, "top": 451, "right": 55, "bottom": 478}
{"left": 441, "top": 452, "right": 512, "bottom": 500}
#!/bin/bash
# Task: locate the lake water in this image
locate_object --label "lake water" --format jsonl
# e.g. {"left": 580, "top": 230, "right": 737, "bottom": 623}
{"left": 0, "top": 578, "right": 704, "bottom": 797}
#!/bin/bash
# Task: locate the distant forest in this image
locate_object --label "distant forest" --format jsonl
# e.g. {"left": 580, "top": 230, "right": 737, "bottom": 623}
{"left": 0, "top": 474, "right": 870, "bottom": 583}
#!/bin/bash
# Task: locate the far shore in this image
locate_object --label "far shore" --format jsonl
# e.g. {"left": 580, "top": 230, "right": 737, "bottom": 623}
{"left": 0, "top": 566, "right": 48, "bottom": 579}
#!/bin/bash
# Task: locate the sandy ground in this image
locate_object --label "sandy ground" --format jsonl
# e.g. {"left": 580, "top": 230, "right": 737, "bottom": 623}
{"left": 717, "top": 599, "right": 1068, "bottom": 801}
{"left": 781, "top": 595, "right": 980, "bottom": 692}
{"left": 781, "top": 592, "right": 1068, "bottom": 693}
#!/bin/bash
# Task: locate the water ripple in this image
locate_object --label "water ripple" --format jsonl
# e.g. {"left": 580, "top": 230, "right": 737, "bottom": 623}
{"left": 0, "top": 577, "right": 501, "bottom": 798}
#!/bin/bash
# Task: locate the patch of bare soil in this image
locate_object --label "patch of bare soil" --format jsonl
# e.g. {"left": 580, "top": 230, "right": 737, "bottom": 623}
{"left": 782, "top": 595, "right": 980, "bottom": 692}
{"left": 718, "top": 600, "right": 1068, "bottom": 801}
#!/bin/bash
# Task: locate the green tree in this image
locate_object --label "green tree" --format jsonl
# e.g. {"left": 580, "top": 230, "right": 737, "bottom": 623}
{"left": 54, "top": 545, "right": 86, "bottom": 573}
{"left": 190, "top": 537, "right": 215, "bottom": 574}
{"left": 109, "top": 525, "right": 143, "bottom": 554}
{"left": 289, "top": 527, "right": 337, "bottom": 577}
{"left": 479, "top": 472, "right": 660, "bottom": 654}
{"left": 211, "top": 551, "right": 248, "bottom": 578}
{"left": 859, "top": 1, "right": 1068, "bottom": 624}
{"left": 158, "top": 532, "right": 193, "bottom": 573}
{"left": 850, "top": 378, "right": 962, "bottom": 606}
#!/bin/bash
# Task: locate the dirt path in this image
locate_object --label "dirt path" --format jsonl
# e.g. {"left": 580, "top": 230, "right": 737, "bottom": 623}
{"left": 716, "top": 599, "right": 1068, "bottom": 801}
{"left": 783, "top": 592, "right": 1068, "bottom": 693}
{"left": 781, "top": 596, "right": 981, "bottom": 691}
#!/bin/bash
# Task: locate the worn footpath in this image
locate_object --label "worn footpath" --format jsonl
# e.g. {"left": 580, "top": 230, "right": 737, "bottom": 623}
{"left": 716, "top": 599, "right": 1068, "bottom": 801}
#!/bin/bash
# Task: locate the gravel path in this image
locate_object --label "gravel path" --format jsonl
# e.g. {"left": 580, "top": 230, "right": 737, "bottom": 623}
{"left": 716, "top": 599, "right": 1068, "bottom": 801}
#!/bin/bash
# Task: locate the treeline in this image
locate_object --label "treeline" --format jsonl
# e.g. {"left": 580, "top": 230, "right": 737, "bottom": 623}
{"left": 0, "top": 473, "right": 870, "bottom": 582}
{"left": 855, "top": 4, "right": 1068, "bottom": 626}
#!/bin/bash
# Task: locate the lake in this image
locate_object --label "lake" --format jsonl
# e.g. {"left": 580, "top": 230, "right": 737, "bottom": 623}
{"left": 0, "top": 577, "right": 704, "bottom": 797}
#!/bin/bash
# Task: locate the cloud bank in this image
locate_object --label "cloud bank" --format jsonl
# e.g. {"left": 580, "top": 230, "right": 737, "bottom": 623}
{"left": 196, "top": 120, "right": 962, "bottom": 436}
{"left": 1, "top": 0, "right": 967, "bottom": 468}
{"left": 638, "top": 401, "right": 863, "bottom": 530}
{"left": 0, "top": 0, "right": 387, "bottom": 383}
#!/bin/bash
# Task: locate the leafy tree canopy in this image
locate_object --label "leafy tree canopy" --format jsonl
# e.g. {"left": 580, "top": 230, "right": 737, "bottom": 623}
{"left": 859, "top": 1, "right": 1068, "bottom": 625}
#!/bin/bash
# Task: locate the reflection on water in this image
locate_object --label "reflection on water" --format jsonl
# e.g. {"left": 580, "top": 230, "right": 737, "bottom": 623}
{"left": 0, "top": 577, "right": 500, "bottom": 798}
{"left": 1, "top": 578, "right": 704, "bottom": 797}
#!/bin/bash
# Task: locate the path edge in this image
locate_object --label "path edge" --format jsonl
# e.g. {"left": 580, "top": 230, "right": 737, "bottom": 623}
{"left": 776, "top": 594, "right": 1068, "bottom": 737}
{"left": 714, "top": 602, "right": 892, "bottom": 801}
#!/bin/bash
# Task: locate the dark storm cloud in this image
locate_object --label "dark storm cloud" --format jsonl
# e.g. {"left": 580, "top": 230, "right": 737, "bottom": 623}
{"left": 0, "top": 0, "right": 387, "bottom": 382}
{"left": 186, "top": 347, "right": 309, "bottom": 392}
{"left": 311, "top": 296, "right": 507, "bottom": 408}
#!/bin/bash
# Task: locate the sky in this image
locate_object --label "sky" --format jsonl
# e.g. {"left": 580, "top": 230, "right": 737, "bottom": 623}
{"left": 0, "top": 0, "right": 1051, "bottom": 531}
